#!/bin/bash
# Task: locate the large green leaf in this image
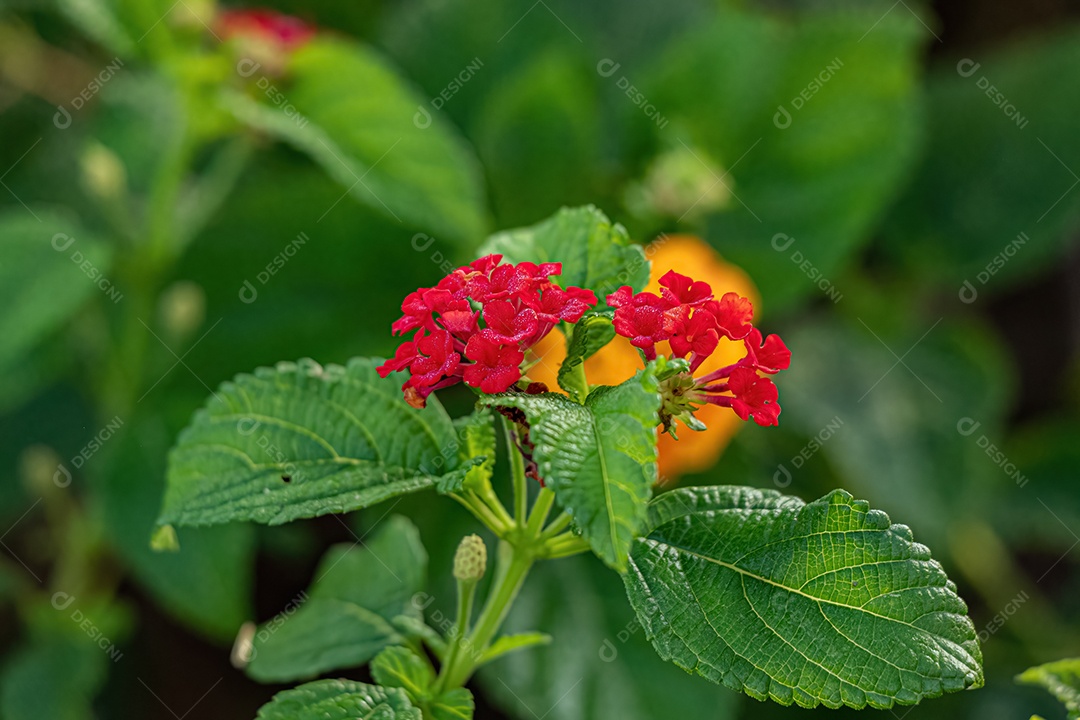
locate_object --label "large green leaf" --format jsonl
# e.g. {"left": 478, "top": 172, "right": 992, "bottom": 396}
{"left": 625, "top": 486, "right": 983, "bottom": 709}
{"left": 480, "top": 553, "right": 738, "bottom": 720}
{"left": 481, "top": 369, "right": 660, "bottom": 570}
{"left": 1018, "top": 659, "right": 1080, "bottom": 720}
{"left": 883, "top": 28, "right": 1080, "bottom": 291}
{"left": 480, "top": 206, "right": 649, "bottom": 302}
{"left": 227, "top": 37, "right": 487, "bottom": 244}
{"left": 643, "top": 4, "right": 924, "bottom": 309}
{"left": 247, "top": 515, "right": 426, "bottom": 682}
{"left": 0, "top": 210, "right": 112, "bottom": 375}
{"left": 159, "top": 357, "right": 465, "bottom": 528}
{"left": 255, "top": 680, "right": 422, "bottom": 720}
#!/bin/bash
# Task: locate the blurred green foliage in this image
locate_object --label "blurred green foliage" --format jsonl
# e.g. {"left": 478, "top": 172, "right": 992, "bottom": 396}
{"left": 0, "top": 0, "right": 1078, "bottom": 718}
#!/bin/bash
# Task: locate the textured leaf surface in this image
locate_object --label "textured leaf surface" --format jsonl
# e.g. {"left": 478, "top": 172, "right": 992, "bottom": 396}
{"left": 371, "top": 647, "right": 474, "bottom": 719}
{"left": 227, "top": 37, "right": 487, "bottom": 244}
{"left": 427, "top": 688, "right": 475, "bottom": 720}
{"left": 555, "top": 310, "right": 615, "bottom": 402}
{"left": 248, "top": 516, "right": 426, "bottom": 682}
{"left": 256, "top": 679, "right": 422, "bottom": 720}
{"left": 160, "top": 357, "right": 463, "bottom": 528}
{"left": 371, "top": 646, "right": 434, "bottom": 699}
{"left": 1017, "top": 658, "right": 1080, "bottom": 719}
{"left": 625, "top": 486, "right": 983, "bottom": 709}
{"left": 480, "top": 206, "right": 649, "bottom": 302}
{"left": 482, "top": 370, "right": 660, "bottom": 570}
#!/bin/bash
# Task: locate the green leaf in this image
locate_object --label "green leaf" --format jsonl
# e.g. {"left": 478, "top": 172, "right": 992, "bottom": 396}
{"left": 255, "top": 679, "right": 422, "bottom": 720}
{"left": 480, "top": 206, "right": 649, "bottom": 302}
{"left": 426, "top": 688, "right": 475, "bottom": 720}
{"left": 0, "top": 633, "right": 107, "bottom": 720}
{"left": 56, "top": 0, "right": 135, "bottom": 56}
{"left": 0, "top": 598, "right": 129, "bottom": 720}
{"left": 555, "top": 310, "right": 615, "bottom": 402}
{"left": 481, "top": 369, "right": 660, "bottom": 570}
{"left": 442, "top": 410, "right": 496, "bottom": 494}
{"left": 96, "top": 420, "right": 254, "bottom": 641}
{"left": 775, "top": 306, "right": 1011, "bottom": 547}
{"left": 226, "top": 36, "right": 487, "bottom": 244}
{"left": 1018, "top": 658, "right": 1080, "bottom": 720}
{"left": 883, "top": 29, "right": 1080, "bottom": 292}
{"left": 471, "top": 51, "right": 603, "bottom": 227}
{"left": 644, "top": 4, "right": 924, "bottom": 309}
{"left": 371, "top": 646, "right": 433, "bottom": 699}
{"left": 480, "top": 554, "right": 738, "bottom": 720}
{"left": 625, "top": 486, "right": 983, "bottom": 709}
{"left": 248, "top": 515, "right": 426, "bottom": 682}
{"left": 371, "top": 646, "right": 474, "bottom": 719}
{"left": 0, "top": 210, "right": 112, "bottom": 375}
{"left": 159, "top": 357, "right": 465, "bottom": 528}
{"left": 479, "top": 632, "right": 552, "bottom": 664}
{"left": 391, "top": 615, "right": 447, "bottom": 659}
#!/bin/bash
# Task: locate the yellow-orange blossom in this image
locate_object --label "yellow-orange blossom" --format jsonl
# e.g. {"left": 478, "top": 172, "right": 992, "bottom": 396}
{"left": 527, "top": 235, "right": 760, "bottom": 483}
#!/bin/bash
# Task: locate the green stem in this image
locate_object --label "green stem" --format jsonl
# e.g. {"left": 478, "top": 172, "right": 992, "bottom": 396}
{"left": 571, "top": 360, "right": 590, "bottom": 403}
{"left": 541, "top": 533, "right": 590, "bottom": 559}
{"left": 525, "top": 488, "right": 555, "bottom": 537}
{"left": 436, "top": 577, "right": 478, "bottom": 694}
{"left": 450, "top": 493, "right": 507, "bottom": 538}
{"left": 474, "top": 483, "right": 514, "bottom": 530}
{"left": 444, "top": 541, "right": 534, "bottom": 689}
{"left": 538, "top": 511, "right": 573, "bottom": 540}
{"left": 506, "top": 422, "right": 528, "bottom": 525}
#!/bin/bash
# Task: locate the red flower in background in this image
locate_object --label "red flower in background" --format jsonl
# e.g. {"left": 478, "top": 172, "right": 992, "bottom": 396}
{"left": 378, "top": 254, "right": 598, "bottom": 408}
{"left": 217, "top": 9, "right": 316, "bottom": 51}
{"left": 606, "top": 271, "right": 789, "bottom": 428}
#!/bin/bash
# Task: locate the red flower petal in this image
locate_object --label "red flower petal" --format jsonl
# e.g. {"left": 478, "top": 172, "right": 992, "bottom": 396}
{"left": 742, "top": 328, "right": 791, "bottom": 374}
{"left": 377, "top": 340, "right": 417, "bottom": 378}
{"left": 463, "top": 335, "right": 524, "bottom": 393}
{"left": 705, "top": 292, "right": 754, "bottom": 340}
{"left": 659, "top": 270, "right": 713, "bottom": 308}
{"left": 727, "top": 367, "right": 780, "bottom": 426}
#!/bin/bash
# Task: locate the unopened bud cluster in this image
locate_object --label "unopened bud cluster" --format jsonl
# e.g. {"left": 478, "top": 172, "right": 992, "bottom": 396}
{"left": 453, "top": 534, "right": 487, "bottom": 582}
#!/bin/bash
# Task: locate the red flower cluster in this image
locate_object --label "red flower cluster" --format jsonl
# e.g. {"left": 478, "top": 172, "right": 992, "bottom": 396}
{"left": 607, "top": 271, "right": 790, "bottom": 426}
{"left": 379, "top": 255, "right": 597, "bottom": 408}
{"left": 217, "top": 9, "right": 315, "bottom": 52}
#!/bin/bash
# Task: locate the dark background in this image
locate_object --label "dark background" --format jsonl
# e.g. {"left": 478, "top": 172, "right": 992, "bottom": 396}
{"left": 1, "top": 0, "right": 1079, "bottom": 718}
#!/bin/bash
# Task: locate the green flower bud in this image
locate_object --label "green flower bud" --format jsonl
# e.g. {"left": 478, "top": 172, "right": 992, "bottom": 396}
{"left": 453, "top": 534, "right": 487, "bottom": 582}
